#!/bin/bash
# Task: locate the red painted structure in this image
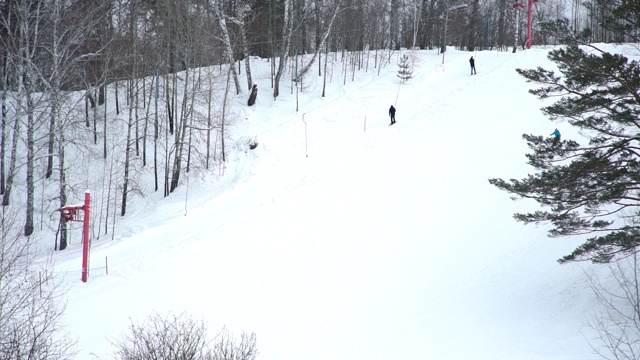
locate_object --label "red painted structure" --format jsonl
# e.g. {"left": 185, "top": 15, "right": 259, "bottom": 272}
{"left": 58, "top": 191, "right": 91, "bottom": 282}
{"left": 515, "top": 0, "right": 538, "bottom": 49}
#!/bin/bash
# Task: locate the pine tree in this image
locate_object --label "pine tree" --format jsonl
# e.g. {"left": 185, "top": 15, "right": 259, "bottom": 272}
{"left": 489, "top": 2, "right": 640, "bottom": 264}
{"left": 397, "top": 53, "right": 413, "bottom": 82}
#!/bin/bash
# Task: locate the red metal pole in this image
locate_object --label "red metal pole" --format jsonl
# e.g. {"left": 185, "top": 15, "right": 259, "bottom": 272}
{"left": 81, "top": 191, "right": 91, "bottom": 283}
{"left": 526, "top": 0, "right": 533, "bottom": 49}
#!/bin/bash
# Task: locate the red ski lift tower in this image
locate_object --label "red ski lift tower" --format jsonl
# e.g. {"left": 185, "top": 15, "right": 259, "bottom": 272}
{"left": 526, "top": 0, "right": 539, "bottom": 49}
{"left": 57, "top": 191, "right": 91, "bottom": 283}
{"left": 515, "top": 0, "right": 538, "bottom": 49}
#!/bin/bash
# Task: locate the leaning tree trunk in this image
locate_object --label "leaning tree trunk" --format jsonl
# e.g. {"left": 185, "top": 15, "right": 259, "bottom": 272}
{"left": 232, "top": 4, "right": 254, "bottom": 92}
{"left": 297, "top": 1, "right": 342, "bottom": 79}
{"left": 214, "top": 2, "right": 241, "bottom": 95}
{"left": 169, "top": 66, "right": 190, "bottom": 193}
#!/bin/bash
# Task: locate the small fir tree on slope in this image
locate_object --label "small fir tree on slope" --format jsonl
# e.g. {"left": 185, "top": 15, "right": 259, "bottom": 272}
{"left": 397, "top": 53, "right": 413, "bottom": 83}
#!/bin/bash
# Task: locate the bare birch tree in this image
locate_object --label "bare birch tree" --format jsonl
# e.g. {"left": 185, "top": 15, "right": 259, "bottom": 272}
{"left": 110, "top": 312, "right": 258, "bottom": 360}
{"left": 213, "top": 0, "right": 242, "bottom": 95}
{"left": 0, "top": 2, "right": 21, "bottom": 208}
{"left": 0, "top": 0, "right": 44, "bottom": 231}
{"left": 222, "top": 0, "right": 255, "bottom": 92}
{"left": 0, "top": 35, "right": 7, "bottom": 197}
{"left": 296, "top": 0, "right": 343, "bottom": 80}
{"left": 21, "top": 0, "right": 41, "bottom": 236}
{"left": 42, "top": 0, "right": 109, "bottom": 248}
{"left": 0, "top": 208, "right": 77, "bottom": 358}
{"left": 111, "top": 312, "right": 211, "bottom": 359}
{"left": 213, "top": 326, "right": 258, "bottom": 360}
{"left": 586, "top": 252, "right": 640, "bottom": 360}
{"left": 273, "top": 0, "right": 293, "bottom": 99}
{"left": 121, "top": 0, "right": 138, "bottom": 216}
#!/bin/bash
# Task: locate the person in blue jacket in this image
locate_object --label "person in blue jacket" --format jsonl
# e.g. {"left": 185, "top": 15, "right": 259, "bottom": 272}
{"left": 551, "top": 128, "right": 561, "bottom": 146}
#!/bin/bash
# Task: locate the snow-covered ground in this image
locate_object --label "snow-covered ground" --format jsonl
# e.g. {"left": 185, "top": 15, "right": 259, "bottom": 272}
{"left": 50, "top": 45, "right": 633, "bottom": 359}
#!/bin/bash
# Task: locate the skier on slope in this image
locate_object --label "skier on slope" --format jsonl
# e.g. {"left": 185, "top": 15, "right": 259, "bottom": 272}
{"left": 389, "top": 105, "right": 396, "bottom": 125}
{"left": 469, "top": 56, "right": 477, "bottom": 75}
{"left": 550, "top": 128, "right": 561, "bottom": 146}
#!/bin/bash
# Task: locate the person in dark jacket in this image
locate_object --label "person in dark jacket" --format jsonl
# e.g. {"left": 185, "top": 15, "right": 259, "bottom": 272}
{"left": 389, "top": 105, "right": 396, "bottom": 125}
{"left": 469, "top": 56, "right": 477, "bottom": 75}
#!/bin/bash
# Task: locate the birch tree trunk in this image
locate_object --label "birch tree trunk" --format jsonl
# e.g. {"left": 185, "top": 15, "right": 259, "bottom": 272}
{"left": 296, "top": 0, "right": 342, "bottom": 79}
{"left": 169, "top": 1, "right": 198, "bottom": 194}
{"left": 0, "top": 210, "right": 76, "bottom": 356}
{"left": 169, "top": 75, "right": 185, "bottom": 193}
{"left": 24, "top": 67, "right": 35, "bottom": 236}
{"left": 46, "top": 0, "right": 64, "bottom": 180}
{"left": 121, "top": 0, "right": 137, "bottom": 216}
{"left": 18, "top": 0, "right": 43, "bottom": 236}
{"left": 221, "top": 66, "right": 231, "bottom": 163}
{"left": 273, "top": 0, "right": 293, "bottom": 99}
{"left": 2, "top": 1, "right": 27, "bottom": 207}
{"left": 0, "top": 48, "right": 6, "bottom": 195}
{"left": 213, "top": 2, "right": 241, "bottom": 95}
{"left": 169, "top": 64, "right": 191, "bottom": 193}
{"left": 322, "top": 36, "right": 329, "bottom": 97}
{"left": 232, "top": 2, "right": 254, "bottom": 91}
{"left": 57, "top": 100, "right": 68, "bottom": 250}
{"left": 2, "top": 75, "right": 20, "bottom": 207}
{"left": 206, "top": 68, "right": 213, "bottom": 169}
{"left": 154, "top": 68, "right": 159, "bottom": 191}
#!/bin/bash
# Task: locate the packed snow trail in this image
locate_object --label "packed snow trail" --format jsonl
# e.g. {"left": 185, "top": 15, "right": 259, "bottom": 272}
{"left": 59, "top": 47, "right": 600, "bottom": 360}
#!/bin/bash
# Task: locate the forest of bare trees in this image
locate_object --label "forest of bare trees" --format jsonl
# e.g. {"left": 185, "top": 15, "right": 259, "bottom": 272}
{"left": 0, "top": 0, "right": 631, "bottom": 252}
